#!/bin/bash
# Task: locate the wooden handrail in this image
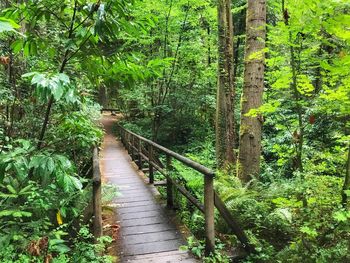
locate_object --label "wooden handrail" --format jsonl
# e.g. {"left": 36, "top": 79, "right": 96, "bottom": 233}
{"left": 118, "top": 125, "right": 215, "bottom": 177}
{"left": 101, "top": 108, "right": 120, "bottom": 112}
{"left": 116, "top": 124, "right": 254, "bottom": 255}
{"left": 92, "top": 147, "right": 103, "bottom": 241}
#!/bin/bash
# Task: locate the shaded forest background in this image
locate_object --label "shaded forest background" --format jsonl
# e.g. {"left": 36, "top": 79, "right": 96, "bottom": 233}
{"left": 0, "top": 0, "right": 349, "bottom": 262}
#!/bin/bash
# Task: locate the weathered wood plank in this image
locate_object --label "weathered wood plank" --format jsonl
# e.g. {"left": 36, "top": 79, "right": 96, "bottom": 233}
{"left": 100, "top": 115, "right": 198, "bottom": 263}
{"left": 122, "top": 239, "right": 183, "bottom": 256}
{"left": 118, "top": 204, "right": 161, "bottom": 214}
{"left": 122, "top": 230, "right": 180, "bottom": 245}
{"left": 116, "top": 200, "right": 155, "bottom": 208}
{"left": 121, "top": 223, "right": 176, "bottom": 236}
{"left": 124, "top": 250, "right": 194, "bottom": 263}
{"left": 118, "top": 210, "right": 164, "bottom": 220}
{"left": 121, "top": 216, "right": 167, "bottom": 227}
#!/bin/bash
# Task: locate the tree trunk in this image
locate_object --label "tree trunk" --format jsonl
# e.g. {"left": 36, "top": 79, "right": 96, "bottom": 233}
{"left": 215, "top": 0, "right": 235, "bottom": 169}
{"left": 237, "top": 0, "right": 266, "bottom": 182}
{"left": 98, "top": 85, "right": 107, "bottom": 108}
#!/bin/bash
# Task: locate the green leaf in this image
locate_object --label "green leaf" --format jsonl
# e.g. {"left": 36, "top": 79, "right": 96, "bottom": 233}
{"left": 46, "top": 157, "right": 55, "bottom": 174}
{"left": 0, "top": 210, "right": 32, "bottom": 218}
{"left": 49, "top": 239, "right": 71, "bottom": 253}
{"left": 300, "top": 226, "right": 318, "bottom": 238}
{"left": 22, "top": 72, "right": 38, "bottom": 78}
{"left": 333, "top": 211, "right": 349, "bottom": 222}
{"left": 69, "top": 176, "right": 83, "bottom": 190}
{"left": 57, "top": 73, "right": 70, "bottom": 85}
{"left": 11, "top": 39, "right": 24, "bottom": 53}
{"left": 0, "top": 17, "right": 20, "bottom": 33}
{"left": 6, "top": 184, "right": 17, "bottom": 194}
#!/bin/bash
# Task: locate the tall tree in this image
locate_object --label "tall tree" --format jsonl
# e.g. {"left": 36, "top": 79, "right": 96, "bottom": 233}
{"left": 215, "top": 0, "right": 235, "bottom": 169}
{"left": 237, "top": 0, "right": 266, "bottom": 182}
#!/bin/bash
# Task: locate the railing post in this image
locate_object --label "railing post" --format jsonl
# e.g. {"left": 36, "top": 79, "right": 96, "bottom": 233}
{"left": 204, "top": 174, "right": 215, "bottom": 256}
{"left": 138, "top": 138, "right": 142, "bottom": 169}
{"left": 92, "top": 147, "right": 102, "bottom": 241}
{"left": 149, "top": 144, "right": 154, "bottom": 184}
{"left": 120, "top": 128, "right": 123, "bottom": 144}
{"left": 125, "top": 132, "right": 130, "bottom": 152}
{"left": 166, "top": 155, "right": 174, "bottom": 208}
{"left": 131, "top": 134, "right": 135, "bottom": 161}
{"left": 121, "top": 129, "right": 125, "bottom": 145}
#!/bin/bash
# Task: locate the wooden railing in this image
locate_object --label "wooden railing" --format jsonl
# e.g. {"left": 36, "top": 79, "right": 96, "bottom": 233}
{"left": 117, "top": 125, "right": 255, "bottom": 255}
{"left": 92, "top": 147, "right": 103, "bottom": 241}
{"left": 101, "top": 108, "right": 120, "bottom": 114}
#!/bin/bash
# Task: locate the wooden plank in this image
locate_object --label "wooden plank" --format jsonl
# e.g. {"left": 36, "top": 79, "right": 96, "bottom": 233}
{"left": 116, "top": 200, "right": 155, "bottom": 208}
{"left": 123, "top": 239, "right": 183, "bottom": 256}
{"left": 124, "top": 250, "right": 195, "bottom": 263}
{"left": 116, "top": 196, "right": 152, "bottom": 203}
{"left": 116, "top": 192, "right": 153, "bottom": 199}
{"left": 118, "top": 204, "right": 161, "bottom": 214}
{"left": 122, "top": 230, "right": 181, "bottom": 245}
{"left": 118, "top": 210, "right": 164, "bottom": 220}
{"left": 117, "top": 186, "right": 151, "bottom": 191}
{"left": 121, "top": 223, "right": 176, "bottom": 236}
{"left": 124, "top": 250, "right": 189, "bottom": 259}
{"left": 121, "top": 216, "right": 168, "bottom": 227}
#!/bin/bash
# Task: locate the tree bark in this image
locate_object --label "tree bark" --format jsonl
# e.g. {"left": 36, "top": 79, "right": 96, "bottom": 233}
{"left": 215, "top": 0, "right": 235, "bottom": 169}
{"left": 237, "top": 0, "right": 266, "bottom": 182}
{"left": 98, "top": 85, "right": 107, "bottom": 108}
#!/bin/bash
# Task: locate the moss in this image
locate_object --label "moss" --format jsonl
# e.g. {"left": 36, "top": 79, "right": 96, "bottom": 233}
{"left": 239, "top": 124, "right": 250, "bottom": 136}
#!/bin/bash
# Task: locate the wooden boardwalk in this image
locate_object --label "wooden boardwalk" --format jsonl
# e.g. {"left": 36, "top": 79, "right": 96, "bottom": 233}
{"left": 100, "top": 116, "right": 197, "bottom": 262}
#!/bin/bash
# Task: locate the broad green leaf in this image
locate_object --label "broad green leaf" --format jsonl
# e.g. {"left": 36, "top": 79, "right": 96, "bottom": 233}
{"left": 0, "top": 210, "right": 32, "bottom": 218}
{"left": 300, "top": 226, "right": 318, "bottom": 238}
{"left": 6, "top": 184, "right": 17, "bottom": 194}
{"left": 0, "top": 17, "right": 20, "bottom": 33}
{"left": 69, "top": 176, "right": 83, "bottom": 190}
{"left": 333, "top": 211, "right": 350, "bottom": 222}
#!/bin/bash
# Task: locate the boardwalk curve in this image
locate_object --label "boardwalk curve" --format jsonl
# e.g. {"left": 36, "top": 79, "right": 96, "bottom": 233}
{"left": 100, "top": 115, "right": 197, "bottom": 263}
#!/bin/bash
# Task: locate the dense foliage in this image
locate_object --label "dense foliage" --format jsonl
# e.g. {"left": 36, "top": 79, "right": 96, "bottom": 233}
{"left": 1, "top": 0, "right": 349, "bottom": 262}
{"left": 116, "top": 0, "right": 350, "bottom": 262}
{"left": 0, "top": 0, "right": 135, "bottom": 261}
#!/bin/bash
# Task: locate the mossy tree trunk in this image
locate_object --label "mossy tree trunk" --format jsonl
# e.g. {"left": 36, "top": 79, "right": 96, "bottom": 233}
{"left": 237, "top": 0, "right": 266, "bottom": 182}
{"left": 215, "top": 0, "right": 235, "bottom": 169}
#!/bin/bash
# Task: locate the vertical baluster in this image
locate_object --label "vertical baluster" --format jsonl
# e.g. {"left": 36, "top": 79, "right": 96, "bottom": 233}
{"left": 92, "top": 148, "right": 102, "bottom": 241}
{"left": 149, "top": 144, "right": 154, "bottom": 184}
{"left": 127, "top": 132, "right": 130, "bottom": 153}
{"left": 166, "top": 155, "right": 174, "bottom": 208}
{"left": 131, "top": 134, "right": 135, "bottom": 161}
{"left": 204, "top": 174, "right": 215, "bottom": 255}
{"left": 138, "top": 137, "right": 142, "bottom": 169}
